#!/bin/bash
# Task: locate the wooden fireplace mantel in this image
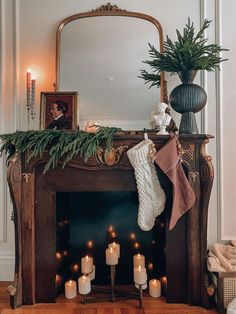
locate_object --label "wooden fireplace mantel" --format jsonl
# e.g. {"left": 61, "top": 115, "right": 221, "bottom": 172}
{"left": 7, "top": 133, "right": 214, "bottom": 308}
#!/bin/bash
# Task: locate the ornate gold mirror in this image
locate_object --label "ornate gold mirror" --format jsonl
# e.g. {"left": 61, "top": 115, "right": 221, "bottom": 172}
{"left": 56, "top": 3, "right": 167, "bottom": 130}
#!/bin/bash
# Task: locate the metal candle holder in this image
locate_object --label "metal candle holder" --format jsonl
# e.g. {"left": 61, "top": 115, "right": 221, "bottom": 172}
{"left": 79, "top": 265, "right": 145, "bottom": 308}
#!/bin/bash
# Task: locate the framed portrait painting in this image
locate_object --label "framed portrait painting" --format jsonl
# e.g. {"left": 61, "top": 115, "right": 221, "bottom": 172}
{"left": 40, "top": 91, "right": 78, "bottom": 130}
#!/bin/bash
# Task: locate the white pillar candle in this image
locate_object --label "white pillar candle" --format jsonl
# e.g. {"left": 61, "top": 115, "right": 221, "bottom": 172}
{"left": 149, "top": 279, "right": 161, "bottom": 298}
{"left": 65, "top": 280, "right": 77, "bottom": 299}
{"left": 108, "top": 242, "right": 120, "bottom": 258}
{"left": 134, "top": 266, "right": 147, "bottom": 285}
{"left": 81, "top": 255, "right": 93, "bottom": 274}
{"left": 89, "top": 265, "right": 96, "bottom": 281}
{"left": 133, "top": 253, "right": 145, "bottom": 268}
{"left": 106, "top": 247, "right": 118, "bottom": 265}
{"left": 78, "top": 275, "right": 91, "bottom": 295}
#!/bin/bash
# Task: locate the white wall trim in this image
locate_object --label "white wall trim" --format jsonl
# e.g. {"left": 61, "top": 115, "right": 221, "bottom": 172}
{"left": 200, "top": 0, "right": 206, "bottom": 134}
{"left": 0, "top": 0, "right": 8, "bottom": 244}
{"left": 215, "top": 0, "right": 223, "bottom": 242}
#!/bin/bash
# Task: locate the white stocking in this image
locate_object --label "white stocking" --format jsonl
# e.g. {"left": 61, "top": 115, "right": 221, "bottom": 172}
{"left": 127, "top": 139, "right": 166, "bottom": 231}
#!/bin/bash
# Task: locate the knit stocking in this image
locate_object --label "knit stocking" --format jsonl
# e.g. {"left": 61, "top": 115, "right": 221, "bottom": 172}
{"left": 154, "top": 134, "right": 195, "bottom": 230}
{"left": 127, "top": 139, "right": 166, "bottom": 231}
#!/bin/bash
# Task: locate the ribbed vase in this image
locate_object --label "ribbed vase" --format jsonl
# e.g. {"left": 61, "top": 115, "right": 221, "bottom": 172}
{"left": 169, "top": 70, "right": 207, "bottom": 134}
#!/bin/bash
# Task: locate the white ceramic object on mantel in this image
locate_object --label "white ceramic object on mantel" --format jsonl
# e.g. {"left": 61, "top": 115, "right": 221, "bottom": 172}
{"left": 151, "top": 102, "right": 171, "bottom": 135}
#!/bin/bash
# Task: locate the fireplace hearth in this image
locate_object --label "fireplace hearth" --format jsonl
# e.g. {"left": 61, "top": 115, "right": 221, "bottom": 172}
{"left": 7, "top": 133, "right": 213, "bottom": 308}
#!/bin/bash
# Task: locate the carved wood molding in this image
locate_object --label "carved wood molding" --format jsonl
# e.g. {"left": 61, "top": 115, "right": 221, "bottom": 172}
{"left": 97, "top": 145, "right": 128, "bottom": 166}
{"left": 182, "top": 144, "right": 195, "bottom": 161}
{"left": 92, "top": 2, "right": 126, "bottom": 12}
{"left": 200, "top": 139, "right": 214, "bottom": 181}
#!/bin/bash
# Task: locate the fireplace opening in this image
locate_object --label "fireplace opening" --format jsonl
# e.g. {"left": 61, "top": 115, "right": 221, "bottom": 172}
{"left": 55, "top": 191, "right": 166, "bottom": 296}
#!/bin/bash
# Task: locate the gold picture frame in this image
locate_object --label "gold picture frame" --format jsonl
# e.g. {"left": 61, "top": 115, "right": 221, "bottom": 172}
{"left": 40, "top": 91, "right": 78, "bottom": 130}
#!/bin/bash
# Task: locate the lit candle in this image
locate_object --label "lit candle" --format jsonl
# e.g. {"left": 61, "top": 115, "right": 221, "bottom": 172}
{"left": 133, "top": 253, "right": 145, "bottom": 268}
{"left": 81, "top": 255, "right": 93, "bottom": 274}
{"left": 134, "top": 266, "right": 147, "bottom": 285}
{"left": 149, "top": 279, "right": 161, "bottom": 298}
{"left": 88, "top": 265, "right": 96, "bottom": 281}
{"left": 78, "top": 275, "right": 91, "bottom": 295}
{"left": 65, "top": 280, "right": 77, "bottom": 299}
{"left": 108, "top": 242, "right": 120, "bottom": 258}
{"left": 30, "top": 75, "right": 36, "bottom": 119}
{"left": 26, "top": 69, "right": 31, "bottom": 110}
{"left": 105, "top": 246, "right": 118, "bottom": 265}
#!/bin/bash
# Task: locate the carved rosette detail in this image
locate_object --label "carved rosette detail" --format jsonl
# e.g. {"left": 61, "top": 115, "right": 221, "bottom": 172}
{"left": 190, "top": 171, "right": 199, "bottom": 182}
{"left": 97, "top": 145, "right": 128, "bottom": 166}
{"left": 92, "top": 2, "right": 126, "bottom": 12}
{"left": 22, "top": 173, "right": 32, "bottom": 183}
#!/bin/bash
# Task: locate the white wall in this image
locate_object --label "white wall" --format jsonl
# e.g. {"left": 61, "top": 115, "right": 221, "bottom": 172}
{"left": 0, "top": 0, "right": 235, "bottom": 280}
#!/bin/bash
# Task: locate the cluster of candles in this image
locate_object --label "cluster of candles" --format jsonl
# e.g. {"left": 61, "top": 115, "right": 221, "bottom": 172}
{"left": 64, "top": 242, "right": 164, "bottom": 300}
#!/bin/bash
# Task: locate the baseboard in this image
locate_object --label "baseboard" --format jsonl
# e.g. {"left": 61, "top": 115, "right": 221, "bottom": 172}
{"left": 0, "top": 256, "right": 14, "bottom": 281}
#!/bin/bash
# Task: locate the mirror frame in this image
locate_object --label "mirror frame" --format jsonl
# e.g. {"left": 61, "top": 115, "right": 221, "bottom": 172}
{"left": 55, "top": 2, "right": 168, "bottom": 103}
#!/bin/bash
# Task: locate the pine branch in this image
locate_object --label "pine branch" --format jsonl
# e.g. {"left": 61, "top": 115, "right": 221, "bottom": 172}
{"left": 0, "top": 127, "right": 121, "bottom": 173}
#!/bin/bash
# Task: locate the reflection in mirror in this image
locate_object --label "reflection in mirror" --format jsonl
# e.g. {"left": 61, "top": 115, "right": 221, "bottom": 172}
{"left": 57, "top": 6, "right": 165, "bottom": 130}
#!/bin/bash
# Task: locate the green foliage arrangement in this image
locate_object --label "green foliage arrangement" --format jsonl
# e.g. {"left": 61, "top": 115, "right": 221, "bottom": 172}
{"left": 0, "top": 127, "right": 120, "bottom": 173}
{"left": 139, "top": 18, "right": 228, "bottom": 85}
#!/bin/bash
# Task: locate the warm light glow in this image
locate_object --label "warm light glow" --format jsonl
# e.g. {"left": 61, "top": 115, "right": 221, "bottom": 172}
{"left": 82, "top": 275, "right": 87, "bottom": 280}
{"left": 134, "top": 242, "right": 140, "bottom": 249}
{"left": 71, "top": 264, "right": 79, "bottom": 272}
{"left": 111, "top": 231, "right": 117, "bottom": 238}
{"left": 56, "top": 252, "right": 62, "bottom": 259}
{"left": 55, "top": 274, "right": 62, "bottom": 284}
{"left": 27, "top": 68, "right": 32, "bottom": 73}
{"left": 153, "top": 279, "right": 157, "bottom": 284}
{"left": 58, "top": 221, "right": 64, "bottom": 227}
{"left": 63, "top": 220, "right": 69, "bottom": 225}
{"left": 138, "top": 266, "right": 142, "bottom": 271}
{"left": 63, "top": 251, "right": 68, "bottom": 256}
{"left": 162, "top": 276, "right": 167, "bottom": 283}
{"left": 85, "top": 255, "right": 89, "bottom": 260}
{"left": 108, "top": 225, "right": 114, "bottom": 232}
{"left": 148, "top": 262, "right": 153, "bottom": 270}
{"left": 129, "top": 232, "right": 136, "bottom": 240}
{"left": 87, "top": 240, "right": 93, "bottom": 248}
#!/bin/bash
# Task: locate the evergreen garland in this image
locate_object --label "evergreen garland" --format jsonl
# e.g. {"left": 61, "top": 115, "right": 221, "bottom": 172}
{"left": 0, "top": 127, "right": 120, "bottom": 173}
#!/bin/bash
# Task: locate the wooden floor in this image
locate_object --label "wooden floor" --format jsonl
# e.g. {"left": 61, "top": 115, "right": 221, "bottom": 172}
{"left": 0, "top": 282, "right": 217, "bottom": 314}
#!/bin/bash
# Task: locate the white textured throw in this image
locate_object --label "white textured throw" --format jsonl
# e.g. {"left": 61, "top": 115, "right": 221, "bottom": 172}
{"left": 207, "top": 242, "right": 236, "bottom": 272}
{"left": 227, "top": 297, "right": 236, "bottom": 314}
{"left": 127, "top": 139, "right": 166, "bottom": 231}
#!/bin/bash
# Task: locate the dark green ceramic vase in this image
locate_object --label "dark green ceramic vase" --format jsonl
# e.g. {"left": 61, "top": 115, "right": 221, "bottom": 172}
{"left": 169, "top": 70, "right": 207, "bottom": 134}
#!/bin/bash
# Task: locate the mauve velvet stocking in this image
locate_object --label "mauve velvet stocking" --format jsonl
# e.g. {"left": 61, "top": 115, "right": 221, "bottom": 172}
{"left": 154, "top": 134, "right": 195, "bottom": 230}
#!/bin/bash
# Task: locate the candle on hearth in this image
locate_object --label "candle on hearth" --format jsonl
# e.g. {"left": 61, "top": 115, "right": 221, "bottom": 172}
{"left": 108, "top": 242, "right": 120, "bottom": 258}
{"left": 106, "top": 246, "right": 118, "bottom": 265}
{"left": 149, "top": 279, "right": 161, "bottom": 298}
{"left": 78, "top": 275, "right": 91, "bottom": 295}
{"left": 134, "top": 266, "right": 147, "bottom": 285}
{"left": 81, "top": 255, "right": 93, "bottom": 274}
{"left": 88, "top": 265, "right": 96, "bottom": 281}
{"left": 133, "top": 253, "right": 145, "bottom": 268}
{"left": 65, "top": 280, "right": 77, "bottom": 299}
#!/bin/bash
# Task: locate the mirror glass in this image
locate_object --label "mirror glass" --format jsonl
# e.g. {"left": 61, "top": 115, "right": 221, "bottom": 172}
{"left": 58, "top": 13, "right": 162, "bottom": 130}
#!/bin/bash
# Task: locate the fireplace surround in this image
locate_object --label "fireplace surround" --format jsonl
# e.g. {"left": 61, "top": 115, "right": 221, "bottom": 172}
{"left": 7, "top": 133, "right": 213, "bottom": 308}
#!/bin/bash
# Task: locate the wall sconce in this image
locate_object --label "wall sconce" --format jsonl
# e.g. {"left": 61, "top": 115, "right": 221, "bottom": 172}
{"left": 26, "top": 68, "right": 36, "bottom": 128}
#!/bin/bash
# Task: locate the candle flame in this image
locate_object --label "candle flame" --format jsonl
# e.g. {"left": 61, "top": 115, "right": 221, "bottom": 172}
{"left": 111, "top": 231, "right": 116, "bottom": 238}
{"left": 108, "top": 225, "right": 114, "bottom": 232}
{"left": 112, "top": 242, "right": 116, "bottom": 245}
{"left": 87, "top": 240, "right": 94, "bottom": 248}
{"left": 134, "top": 242, "right": 140, "bottom": 249}
{"left": 56, "top": 252, "right": 62, "bottom": 259}
{"left": 82, "top": 275, "right": 87, "bottom": 280}
{"left": 138, "top": 265, "right": 142, "bottom": 270}
{"left": 85, "top": 255, "right": 89, "bottom": 260}
{"left": 71, "top": 264, "right": 79, "bottom": 272}
{"left": 153, "top": 279, "right": 157, "bottom": 284}
{"left": 129, "top": 233, "right": 136, "bottom": 240}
